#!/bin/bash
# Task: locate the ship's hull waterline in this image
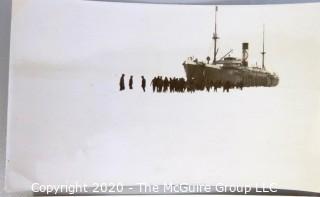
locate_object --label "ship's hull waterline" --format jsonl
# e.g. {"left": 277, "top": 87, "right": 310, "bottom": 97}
{"left": 183, "top": 63, "right": 279, "bottom": 89}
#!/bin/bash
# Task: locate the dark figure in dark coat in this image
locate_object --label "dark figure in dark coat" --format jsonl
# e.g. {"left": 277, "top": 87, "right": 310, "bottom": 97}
{"left": 129, "top": 76, "right": 133, "bottom": 89}
{"left": 213, "top": 81, "right": 218, "bottom": 92}
{"left": 239, "top": 81, "right": 243, "bottom": 90}
{"left": 151, "top": 77, "right": 156, "bottom": 92}
{"left": 141, "top": 76, "right": 146, "bottom": 92}
{"left": 223, "top": 81, "right": 230, "bottom": 92}
{"left": 163, "top": 77, "right": 169, "bottom": 92}
{"left": 157, "top": 76, "right": 163, "bottom": 92}
{"left": 205, "top": 81, "right": 210, "bottom": 92}
{"left": 119, "top": 74, "right": 125, "bottom": 91}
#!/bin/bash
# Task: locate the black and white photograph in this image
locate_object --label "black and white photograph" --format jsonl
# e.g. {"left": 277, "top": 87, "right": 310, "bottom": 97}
{"left": 1, "top": 0, "right": 320, "bottom": 196}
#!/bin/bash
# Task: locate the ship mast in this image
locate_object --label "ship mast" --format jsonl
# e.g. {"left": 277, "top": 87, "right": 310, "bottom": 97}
{"left": 261, "top": 24, "right": 266, "bottom": 70}
{"left": 213, "top": 6, "right": 219, "bottom": 64}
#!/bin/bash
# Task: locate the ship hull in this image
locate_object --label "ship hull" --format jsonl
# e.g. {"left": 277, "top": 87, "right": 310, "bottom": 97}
{"left": 183, "top": 63, "right": 279, "bottom": 89}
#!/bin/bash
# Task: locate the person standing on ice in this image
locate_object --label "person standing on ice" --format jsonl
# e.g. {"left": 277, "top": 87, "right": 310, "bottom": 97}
{"left": 129, "top": 75, "right": 133, "bottom": 89}
{"left": 151, "top": 77, "right": 156, "bottom": 92}
{"left": 141, "top": 76, "right": 146, "bottom": 92}
{"left": 163, "top": 77, "right": 169, "bottom": 92}
{"left": 119, "top": 74, "right": 125, "bottom": 91}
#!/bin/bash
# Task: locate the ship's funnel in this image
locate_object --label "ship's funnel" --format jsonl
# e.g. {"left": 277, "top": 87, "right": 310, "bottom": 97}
{"left": 242, "top": 43, "right": 249, "bottom": 67}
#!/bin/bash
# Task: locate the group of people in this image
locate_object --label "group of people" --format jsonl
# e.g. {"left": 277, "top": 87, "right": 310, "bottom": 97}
{"left": 119, "top": 74, "right": 146, "bottom": 92}
{"left": 150, "top": 76, "right": 188, "bottom": 93}
{"left": 150, "top": 76, "right": 243, "bottom": 93}
{"left": 119, "top": 74, "right": 244, "bottom": 93}
{"left": 203, "top": 80, "right": 244, "bottom": 92}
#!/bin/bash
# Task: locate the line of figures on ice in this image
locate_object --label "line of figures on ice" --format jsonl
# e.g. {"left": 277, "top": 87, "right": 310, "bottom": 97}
{"left": 119, "top": 74, "right": 243, "bottom": 93}
{"left": 119, "top": 74, "right": 146, "bottom": 92}
{"left": 150, "top": 76, "right": 243, "bottom": 92}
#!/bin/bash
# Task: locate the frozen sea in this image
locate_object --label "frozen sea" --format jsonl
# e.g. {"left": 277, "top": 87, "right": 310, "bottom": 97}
{"left": 6, "top": 66, "right": 320, "bottom": 192}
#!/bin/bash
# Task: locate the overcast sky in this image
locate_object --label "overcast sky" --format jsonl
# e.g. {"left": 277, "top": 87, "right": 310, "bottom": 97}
{"left": 10, "top": 0, "right": 320, "bottom": 88}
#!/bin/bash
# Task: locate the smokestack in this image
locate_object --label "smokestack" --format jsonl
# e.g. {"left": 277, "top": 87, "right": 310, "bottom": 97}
{"left": 242, "top": 43, "right": 249, "bottom": 67}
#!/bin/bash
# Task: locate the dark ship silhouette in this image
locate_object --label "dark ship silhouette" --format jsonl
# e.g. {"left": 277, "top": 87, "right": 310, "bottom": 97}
{"left": 183, "top": 6, "right": 279, "bottom": 90}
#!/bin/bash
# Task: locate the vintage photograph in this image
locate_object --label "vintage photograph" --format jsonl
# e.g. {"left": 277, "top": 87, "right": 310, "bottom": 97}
{"left": 6, "top": 0, "right": 320, "bottom": 194}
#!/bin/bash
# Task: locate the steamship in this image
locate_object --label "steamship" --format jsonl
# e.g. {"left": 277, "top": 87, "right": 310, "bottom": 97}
{"left": 182, "top": 6, "right": 279, "bottom": 89}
